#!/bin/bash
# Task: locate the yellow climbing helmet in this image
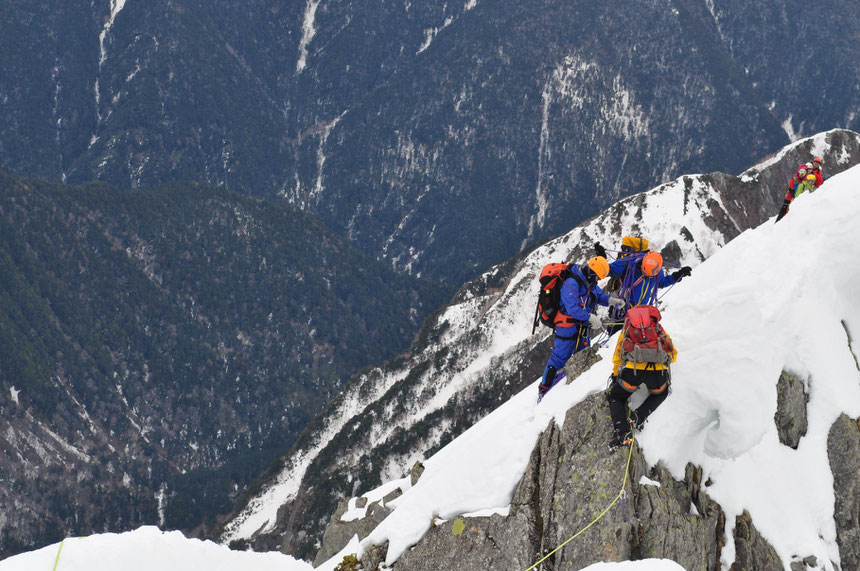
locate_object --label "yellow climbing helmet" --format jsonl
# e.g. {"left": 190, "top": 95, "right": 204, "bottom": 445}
{"left": 587, "top": 256, "right": 610, "bottom": 280}
{"left": 621, "top": 236, "right": 649, "bottom": 253}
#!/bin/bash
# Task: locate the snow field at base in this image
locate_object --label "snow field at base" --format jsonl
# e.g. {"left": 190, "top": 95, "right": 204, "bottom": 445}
{"left": 322, "top": 165, "right": 860, "bottom": 569}
{"left": 0, "top": 526, "right": 313, "bottom": 571}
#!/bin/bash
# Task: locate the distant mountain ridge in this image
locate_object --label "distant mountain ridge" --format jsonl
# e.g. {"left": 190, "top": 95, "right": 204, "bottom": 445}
{"left": 219, "top": 130, "right": 860, "bottom": 560}
{"left": 2, "top": 0, "right": 858, "bottom": 285}
{"left": 0, "top": 173, "right": 446, "bottom": 557}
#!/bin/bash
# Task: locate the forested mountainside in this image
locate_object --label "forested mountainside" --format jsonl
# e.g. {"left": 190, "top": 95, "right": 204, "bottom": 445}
{"left": 0, "top": 172, "right": 445, "bottom": 557}
{"left": 220, "top": 130, "right": 860, "bottom": 561}
{"left": 2, "top": 0, "right": 857, "bottom": 284}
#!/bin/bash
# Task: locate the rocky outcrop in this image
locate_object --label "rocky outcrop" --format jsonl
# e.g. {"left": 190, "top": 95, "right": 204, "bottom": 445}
{"left": 828, "top": 414, "right": 860, "bottom": 571}
{"left": 313, "top": 497, "right": 394, "bottom": 567}
{"left": 774, "top": 371, "right": 809, "bottom": 449}
{"left": 636, "top": 464, "right": 724, "bottom": 570}
{"left": 394, "top": 513, "right": 534, "bottom": 571}
{"left": 318, "top": 371, "right": 858, "bottom": 571}
{"left": 510, "top": 393, "right": 644, "bottom": 569}
{"left": 732, "top": 510, "right": 782, "bottom": 570}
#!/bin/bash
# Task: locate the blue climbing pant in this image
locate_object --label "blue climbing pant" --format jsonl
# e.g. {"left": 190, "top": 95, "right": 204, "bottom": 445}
{"left": 545, "top": 324, "right": 589, "bottom": 371}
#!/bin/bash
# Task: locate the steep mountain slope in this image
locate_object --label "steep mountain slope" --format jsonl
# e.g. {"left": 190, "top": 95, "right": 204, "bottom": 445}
{"left": 218, "top": 130, "right": 860, "bottom": 560}
{"left": 316, "top": 162, "right": 860, "bottom": 570}
{"left": 2, "top": 1, "right": 858, "bottom": 285}
{"left": 0, "top": 174, "right": 445, "bottom": 557}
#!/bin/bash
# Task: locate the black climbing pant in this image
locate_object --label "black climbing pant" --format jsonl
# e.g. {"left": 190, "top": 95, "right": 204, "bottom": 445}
{"left": 607, "top": 367, "right": 670, "bottom": 438}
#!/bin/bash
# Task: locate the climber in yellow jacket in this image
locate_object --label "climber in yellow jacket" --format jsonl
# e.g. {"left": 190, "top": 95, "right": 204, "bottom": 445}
{"left": 607, "top": 305, "right": 678, "bottom": 450}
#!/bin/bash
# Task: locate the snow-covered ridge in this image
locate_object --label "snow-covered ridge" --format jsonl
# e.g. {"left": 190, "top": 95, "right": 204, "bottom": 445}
{"left": 740, "top": 128, "right": 850, "bottom": 181}
{"left": 332, "top": 163, "right": 860, "bottom": 569}
{"left": 220, "top": 167, "right": 719, "bottom": 542}
{"left": 221, "top": 130, "right": 860, "bottom": 556}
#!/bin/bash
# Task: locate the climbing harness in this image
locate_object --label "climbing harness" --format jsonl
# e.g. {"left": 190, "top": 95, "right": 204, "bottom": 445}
{"left": 524, "top": 431, "right": 637, "bottom": 571}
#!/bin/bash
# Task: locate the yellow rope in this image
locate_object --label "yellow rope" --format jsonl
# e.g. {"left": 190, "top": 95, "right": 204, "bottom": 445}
{"left": 52, "top": 539, "right": 65, "bottom": 571}
{"left": 524, "top": 431, "right": 636, "bottom": 571}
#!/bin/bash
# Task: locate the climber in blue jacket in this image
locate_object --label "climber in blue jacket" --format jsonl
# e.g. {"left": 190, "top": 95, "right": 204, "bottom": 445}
{"left": 539, "top": 256, "right": 622, "bottom": 398}
{"left": 603, "top": 251, "right": 690, "bottom": 335}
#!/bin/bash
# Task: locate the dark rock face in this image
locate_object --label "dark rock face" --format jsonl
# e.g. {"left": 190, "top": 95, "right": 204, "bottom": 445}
{"left": 774, "top": 371, "right": 809, "bottom": 449}
{"left": 511, "top": 393, "right": 643, "bottom": 569}
{"left": 828, "top": 414, "right": 860, "bottom": 571}
{"left": 394, "top": 513, "right": 535, "bottom": 571}
{"left": 636, "top": 464, "right": 724, "bottom": 570}
{"left": 312, "top": 498, "right": 392, "bottom": 567}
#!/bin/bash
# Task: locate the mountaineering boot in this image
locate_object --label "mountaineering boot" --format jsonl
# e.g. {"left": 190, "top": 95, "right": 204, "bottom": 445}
{"left": 538, "top": 366, "right": 556, "bottom": 396}
{"left": 609, "top": 431, "right": 632, "bottom": 452}
{"left": 537, "top": 366, "right": 565, "bottom": 402}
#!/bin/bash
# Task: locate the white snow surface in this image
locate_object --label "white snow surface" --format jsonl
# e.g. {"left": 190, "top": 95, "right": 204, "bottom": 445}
{"left": 0, "top": 526, "right": 312, "bottom": 571}
{"left": 319, "top": 165, "right": 860, "bottom": 569}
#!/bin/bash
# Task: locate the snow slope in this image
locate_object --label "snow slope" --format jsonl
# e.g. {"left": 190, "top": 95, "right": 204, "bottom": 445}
{"left": 0, "top": 526, "right": 312, "bottom": 571}
{"left": 320, "top": 165, "right": 860, "bottom": 569}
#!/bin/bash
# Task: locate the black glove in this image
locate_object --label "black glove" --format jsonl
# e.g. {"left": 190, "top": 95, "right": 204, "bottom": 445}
{"left": 671, "top": 266, "right": 692, "bottom": 281}
{"left": 594, "top": 242, "right": 607, "bottom": 259}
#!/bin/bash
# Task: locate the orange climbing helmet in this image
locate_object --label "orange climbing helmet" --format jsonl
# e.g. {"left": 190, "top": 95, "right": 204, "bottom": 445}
{"left": 641, "top": 251, "right": 664, "bottom": 277}
{"left": 587, "top": 256, "right": 610, "bottom": 280}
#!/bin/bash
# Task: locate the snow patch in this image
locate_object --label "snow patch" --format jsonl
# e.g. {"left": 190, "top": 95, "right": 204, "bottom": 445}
{"left": 782, "top": 114, "right": 799, "bottom": 141}
{"left": 296, "top": 0, "right": 321, "bottom": 73}
{"left": 528, "top": 82, "right": 553, "bottom": 243}
{"left": 639, "top": 476, "right": 661, "bottom": 487}
{"left": 0, "top": 526, "right": 312, "bottom": 571}
{"left": 417, "top": 16, "right": 454, "bottom": 54}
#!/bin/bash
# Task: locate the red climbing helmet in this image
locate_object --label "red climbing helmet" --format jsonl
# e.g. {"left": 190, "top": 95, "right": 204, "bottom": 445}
{"left": 641, "top": 251, "right": 663, "bottom": 277}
